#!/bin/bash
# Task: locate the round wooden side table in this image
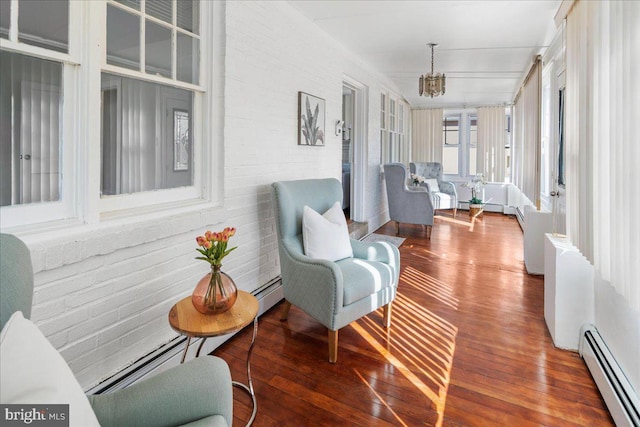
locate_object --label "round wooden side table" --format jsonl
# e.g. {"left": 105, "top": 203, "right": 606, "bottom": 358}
{"left": 169, "top": 290, "right": 259, "bottom": 426}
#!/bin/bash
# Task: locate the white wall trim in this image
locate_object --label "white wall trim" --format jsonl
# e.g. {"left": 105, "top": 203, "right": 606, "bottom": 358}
{"left": 343, "top": 75, "right": 368, "bottom": 223}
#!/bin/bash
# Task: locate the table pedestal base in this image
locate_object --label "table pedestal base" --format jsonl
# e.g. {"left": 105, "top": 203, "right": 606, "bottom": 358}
{"left": 179, "top": 316, "right": 258, "bottom": 426}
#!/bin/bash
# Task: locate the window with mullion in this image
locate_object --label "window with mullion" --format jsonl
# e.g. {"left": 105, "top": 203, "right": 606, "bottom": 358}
{"left": 102, "top": 0, "right": 201, "bottom": 200}
{"left": 0, "top": 0, "right": 69, "bottom": 209}
{"left": 106, "top": 0, "right": 200, "bottom": 85}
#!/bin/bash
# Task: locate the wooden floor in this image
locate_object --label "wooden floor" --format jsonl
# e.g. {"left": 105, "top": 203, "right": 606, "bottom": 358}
{"left": 214, "top": 212, "right": 614, "bottom": 426}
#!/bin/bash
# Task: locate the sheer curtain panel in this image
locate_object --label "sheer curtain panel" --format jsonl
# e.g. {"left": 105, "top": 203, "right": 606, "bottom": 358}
{"left": 521, "top": 60, "right": 542, "bottom": 207}
{"left": 476, "top": 106, "right": 506, "bottom": 182}
{"left": 411, "top": 109, "right": 443, "bottom": 162}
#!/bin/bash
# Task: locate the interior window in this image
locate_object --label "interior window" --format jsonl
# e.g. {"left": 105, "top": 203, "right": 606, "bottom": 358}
{"left": 101, "top": 74, "right": 194, "bottom": 196}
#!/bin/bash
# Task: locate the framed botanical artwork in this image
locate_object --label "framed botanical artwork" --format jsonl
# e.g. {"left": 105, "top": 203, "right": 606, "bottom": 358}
{"left": 298, "top": 92, "right": 325, "bottom": 146}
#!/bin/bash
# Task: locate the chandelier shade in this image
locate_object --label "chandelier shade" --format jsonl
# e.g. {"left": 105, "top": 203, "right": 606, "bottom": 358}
{"left": 419, "top": 43, "right": 446, "bottom": 98}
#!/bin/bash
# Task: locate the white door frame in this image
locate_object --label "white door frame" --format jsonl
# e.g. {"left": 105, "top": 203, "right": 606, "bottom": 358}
{"left": 343, "top": 76, "right": 368, "bottom": 222}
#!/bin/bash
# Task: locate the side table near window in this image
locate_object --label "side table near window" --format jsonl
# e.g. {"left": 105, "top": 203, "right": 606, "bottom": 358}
{"left": 169, "top": 291, "right": 259, "bottom": 426}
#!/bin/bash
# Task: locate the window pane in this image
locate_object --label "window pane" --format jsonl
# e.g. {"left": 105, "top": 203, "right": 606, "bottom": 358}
{"left": 145, "top": 20, "right": 172, "bottom": 78}
{"left": 18, "top": 0, "right": 69, "bottom": 53}
{"left": 469, "top": 114, "right": 477, "bottom": 145}
{"left": 389, "top": 100, "right": 396, "bottom": 131}
{"left": 177, "top": 0, "right": 199, "bottom": 34}
{"left": 1, "top": 52, "right": 63, "bottom": 206}
{"left": 443, "top": 116, "right": 459, "bottom": 145}
{"left": 380, "top": 93, "right": 386, "bottom": 129}
{"left": 146, "top": 0, "right": 172, "bottom": 24}
{"left": 107, "top": 5, "right": 140, "bottom": 71}
{"left": 469, "top": 146, "right": 477, "bottom": 176}
{"left": 114, "top": 0, "right": 140, "bottom": 10}
{"left": 101, "top": 73, "right": 194, "bottom": 196}
{"left": 0, "top": 0, "right": 9, "bottom": 39}
{"left": 442, "top": 146, "right": 459, "bottom": 175}
{"left": 176, "top": 33, "right": 199, "bottom": 84}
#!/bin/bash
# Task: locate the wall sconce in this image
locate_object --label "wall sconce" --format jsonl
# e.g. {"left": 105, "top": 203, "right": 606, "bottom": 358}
{"left": 335, "top": 120, "right": 344, "bottom": 137}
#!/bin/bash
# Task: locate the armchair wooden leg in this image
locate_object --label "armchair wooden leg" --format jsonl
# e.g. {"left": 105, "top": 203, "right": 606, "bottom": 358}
{"left": 280, "top": 300, "right": 292, "bottom": 321}
{"left": 383, "top": 302, "right": 392, "bottom": 328}
{"left": 395, "top": 221, "right": 400, "bottom": 235}
{"left": 427, "top": 225, "right": 432, "bottom": 240}
{"left": 453, "top": 208, "right": 457, "bottom": 219}
{"left": 328, "top": 329, "right": 338, "bottom": 363}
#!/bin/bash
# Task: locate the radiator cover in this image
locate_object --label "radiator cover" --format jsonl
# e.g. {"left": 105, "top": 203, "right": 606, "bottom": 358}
{"left": 579, "top": 324, "right": 640, "bottom": 427}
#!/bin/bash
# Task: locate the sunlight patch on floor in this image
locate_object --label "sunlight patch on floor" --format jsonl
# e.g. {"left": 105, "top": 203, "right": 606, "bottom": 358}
{"left": 353, "top": 268, "right": 459, "bottom": 427}
{"left": 353, "top": 368, "right": 409, "bottom": 427}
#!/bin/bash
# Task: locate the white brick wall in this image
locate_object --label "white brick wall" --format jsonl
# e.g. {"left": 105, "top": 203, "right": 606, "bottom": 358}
{"left": 11, "top": 1, "right": 402, "bottom": 389}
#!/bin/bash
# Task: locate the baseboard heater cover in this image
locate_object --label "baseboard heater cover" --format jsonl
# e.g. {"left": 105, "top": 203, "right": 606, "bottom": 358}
{"left": 579, "top": 324, "right": 640, "bottom": 427}
{"left": 86, "top": 277, "right": 283, "bottom": 394}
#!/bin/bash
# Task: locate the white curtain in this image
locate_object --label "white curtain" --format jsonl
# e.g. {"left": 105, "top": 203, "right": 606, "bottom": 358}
{"left": 566, "top": 0, "right": 640, "bottom": 311}
{"left": 411, "top": 109, "right": 443, "bottom": 162}
{"left": 517, "top": 60, "right": 542, "bottom": 207}
{"left": 476, "top": 106, "right": 506, "bottom": 182}
{"left": 512, "top": 98, "right": 523, "bottom": 190}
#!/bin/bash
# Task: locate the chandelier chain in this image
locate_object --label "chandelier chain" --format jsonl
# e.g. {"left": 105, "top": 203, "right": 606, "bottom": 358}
{"left": 431, "top": 46, "right": 434, "bottom": 74}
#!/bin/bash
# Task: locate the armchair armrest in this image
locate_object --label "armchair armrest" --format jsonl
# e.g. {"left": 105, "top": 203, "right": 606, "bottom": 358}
{"left": 351, "top": 239, "right": 400, "bottom": 283}
{"left": 88, "top": 356, "right": 232, "bottom": 427}
{"left": 440, "top": 181, "right": 458, "bottom": 198}
{"left": 280, "top": 237, "right": 345, "bottom": 324}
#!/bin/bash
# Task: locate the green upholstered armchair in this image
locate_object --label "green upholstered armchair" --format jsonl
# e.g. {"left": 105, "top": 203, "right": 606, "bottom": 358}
{"left": 0, "top": 233, "right": 233, "bottom": 427}
{"left": 271, "top": 178, "right": 400, "bottom": 363}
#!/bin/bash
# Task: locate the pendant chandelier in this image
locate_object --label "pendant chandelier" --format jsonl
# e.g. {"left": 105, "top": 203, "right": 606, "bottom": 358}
{"left": 419, "top": 43, "right": 446, "bottom": 98}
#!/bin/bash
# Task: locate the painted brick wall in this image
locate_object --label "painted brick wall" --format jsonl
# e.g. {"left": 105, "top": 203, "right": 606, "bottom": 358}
{"left": 12, "top": 1, "right": 402, "bottom": 389}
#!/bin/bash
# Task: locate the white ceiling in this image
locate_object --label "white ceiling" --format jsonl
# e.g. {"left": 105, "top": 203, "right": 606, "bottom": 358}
{"left": 288, "top": 0, "right": 561, "bottom": 109}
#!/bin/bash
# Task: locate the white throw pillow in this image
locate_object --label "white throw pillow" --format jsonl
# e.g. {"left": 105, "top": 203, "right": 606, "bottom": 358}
{"left": 425, "top": 178, "right": 440, "bottom": 193}
{"left": 302, "top": 201, "right": 353, "bottom": 261}
{"left": 0, "top": 312, "right": 101, "bottom": 427}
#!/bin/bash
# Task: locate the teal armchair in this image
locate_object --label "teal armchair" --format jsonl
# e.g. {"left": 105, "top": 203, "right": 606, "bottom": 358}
{"left": 271, "top": 178, "right": 400, "bottom": 363}
{"left": 0, "top": 233, "right": 233, "bottom": 427}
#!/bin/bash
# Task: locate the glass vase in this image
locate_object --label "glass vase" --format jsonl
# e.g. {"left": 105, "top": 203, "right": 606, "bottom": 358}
{"left": 192, "top": 265, "right": 238, "bottom": 315}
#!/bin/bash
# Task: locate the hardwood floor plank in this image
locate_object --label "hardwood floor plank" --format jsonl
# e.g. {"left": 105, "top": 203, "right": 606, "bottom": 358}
{"left": 213, "top": 213, "right": 614, "bottom": 426}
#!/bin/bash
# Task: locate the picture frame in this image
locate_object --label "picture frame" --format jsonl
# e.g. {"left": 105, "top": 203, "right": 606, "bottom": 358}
{"left": 173, "top": 108, "right": 190, "bottom": 171}
{"left": 298, "top": 92, "right": 325, "bottom": 146}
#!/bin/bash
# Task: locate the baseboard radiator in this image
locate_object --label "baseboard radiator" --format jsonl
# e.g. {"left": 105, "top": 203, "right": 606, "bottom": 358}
{"left": 579, "top": 324, "right": 640, "bottom": 427}
{"left": 86, "top": 277, "right": 283, "bottom": 394}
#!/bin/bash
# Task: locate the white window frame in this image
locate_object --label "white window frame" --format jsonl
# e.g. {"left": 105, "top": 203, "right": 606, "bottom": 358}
{"left": 380, "top": 92, "right": 410, "bottom": 165}
{"left": 0, "top": 0, "right": 80, "bottom": 229}
{"left": 468, "top": 113, "right": 477, "bottom": 176}
{"left": 98, "top": 0, "right": 207, "bottom": 215}
{"left": 442, "top": 112, "right": 463, "bottom": 177}
{"left": 0, "top": 0, "right": 214, "bottom": 229}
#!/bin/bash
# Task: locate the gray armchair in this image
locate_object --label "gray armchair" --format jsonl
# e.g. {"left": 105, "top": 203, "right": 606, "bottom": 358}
{"left": 0, "top": 233, "right": 233, "bottom": 427}
{"left": 410, "top": 162, "right": 458, "bottom": 218}
{"left": 383, "top": 163, "right": 434, "bottom": 239}
{"left": 271, "top": 178, "right": 399, "bottom": 363}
